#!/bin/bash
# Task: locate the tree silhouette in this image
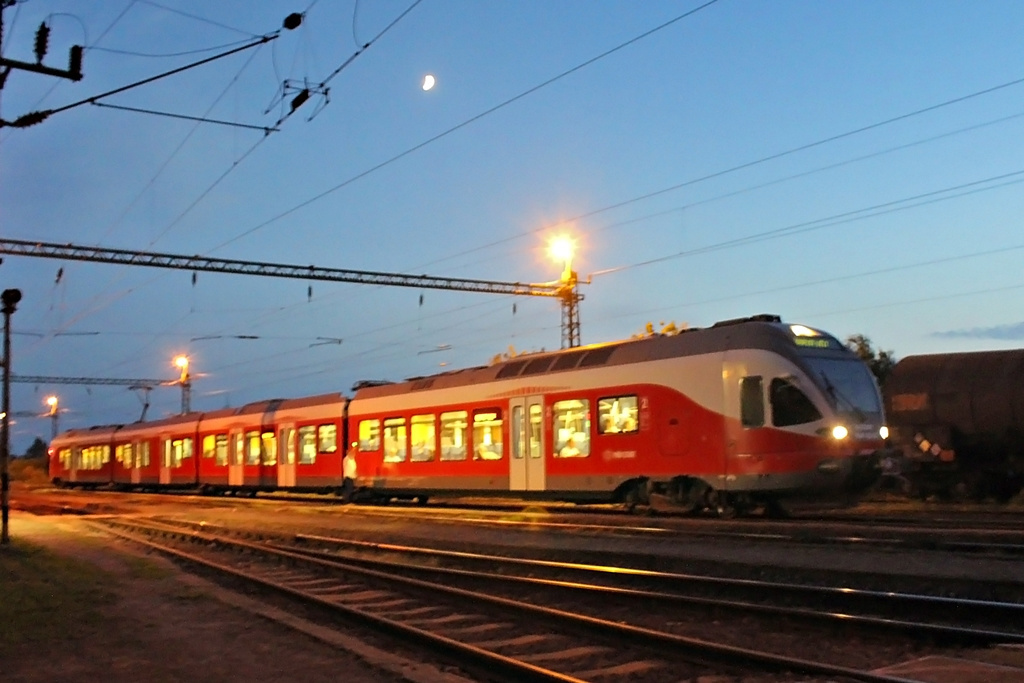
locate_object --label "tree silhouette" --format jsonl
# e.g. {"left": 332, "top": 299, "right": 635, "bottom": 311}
{"left": 846, "top": 334, "right": 896, "bottom": 386}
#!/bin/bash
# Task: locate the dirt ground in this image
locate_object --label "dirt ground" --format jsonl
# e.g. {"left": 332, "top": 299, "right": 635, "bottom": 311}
{"left": 2, "top": 513, "right": 472, "bottom": 683}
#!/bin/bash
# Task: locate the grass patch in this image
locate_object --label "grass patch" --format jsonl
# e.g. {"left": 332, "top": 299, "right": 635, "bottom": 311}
{"left": 10, "top": 456, "right": 50, "bottom": 486}
{"left": 0, "top": 540, "right": 116, "bottom": 654}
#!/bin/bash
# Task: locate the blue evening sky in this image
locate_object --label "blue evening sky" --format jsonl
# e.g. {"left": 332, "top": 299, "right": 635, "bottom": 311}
{"left": 2, "top": 0, "right": 1022, "bottom": 451}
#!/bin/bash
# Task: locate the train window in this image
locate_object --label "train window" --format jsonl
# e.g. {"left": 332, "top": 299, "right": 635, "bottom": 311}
{"left": 740, "top": 377, "right": 765, "bottom": 428}
{"left": 553, "top": 399, "right": 590, "bottom": 458}
{"left": 529, "top": 405, "right": 542, "bottom": 459}
{"left": 116, "top": 443, "right": 133, "bottom": 467}
{"left": 770, "top": 378, "right": 822, "bottom": 427}
{"left": 164, "top": 438, "right": 193, "bottom": 468}
{"left": 59, "top": 448, "right": 71, "bottom": 468}
{"left": 579, "top": 347, "right": 614, "bottom": 368}
{"left": 411, "top": 414, "right": 436, "bottom": 462}
{"left": 261, "top": 432, "right": 277, "bottom": 466}
{"left": 440, "top": 410, "right": 468, "bottom": 461}
{"left": 383, "top": 417, "right": 407, "bottom": 463}
{"left": 496, "top": 359, "right": 528, "bottom": 379}
{"left": 233, "top": 434, "right": 244, "bottom": 466}
{"left": 214, "top": 435, "right": 228, "bottom": 466}
{"left": 298, "top": 425, "right": 317, "bottom": 464}
{"left": 202, "top": 435, "right": 216, "bottom": 459}
{"left": 358, "top": 419, "right": 380, "bottom": 451}
{"left": 245, "top": 431, "right": 261, "bottom": 465}
{"left": 81, "top": 445, "right": 108, "bottom": 470}
{"left": 511, "top": 406, "right": 524, "bottom": 459}
{"left": 318, "top": 423, "right": 338, "bottom": 453}
{"left": 597, "top": 396, "right": 639, "bottom": 434}
{"left": 473, "top": 410, "right": 504, "bottom": 460}
{"left": 138, "top": 441, "right": 151, "bottom": 467}
{"left": 521, "top": 357, "right": 554, "bottom": 376}
{"left": 551, "top": 350, "right": 586, "bottom": 371}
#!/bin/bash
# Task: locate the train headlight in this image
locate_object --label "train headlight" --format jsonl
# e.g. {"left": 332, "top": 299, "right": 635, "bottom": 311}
{"left": 831, "top": 425, "right": 849, "bottom": 440}
{"left": 879, "top": 426, "right": 889, "bottom": 440}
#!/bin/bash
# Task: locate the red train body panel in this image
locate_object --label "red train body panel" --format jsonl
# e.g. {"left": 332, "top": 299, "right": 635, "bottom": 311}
{"left": 48, "top": 316, "right": 887, "bottom": 514}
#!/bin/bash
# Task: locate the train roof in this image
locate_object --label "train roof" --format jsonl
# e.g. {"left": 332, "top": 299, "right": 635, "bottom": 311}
{"left": 887, "top": 348, "right": 1024, "bottom": 392}
{"left": 352, "top": 314, "right": 853, "bottom": 399}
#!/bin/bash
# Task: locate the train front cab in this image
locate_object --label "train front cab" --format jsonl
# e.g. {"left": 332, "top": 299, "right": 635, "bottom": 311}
{"left": 719, "top": 327, "right": 886, "bottom": 508}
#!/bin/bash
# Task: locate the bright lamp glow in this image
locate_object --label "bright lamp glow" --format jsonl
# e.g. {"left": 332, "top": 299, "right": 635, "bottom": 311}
{"left": 548, "top": 235, "right": 575, "bottom": 265}
{"left": 174, "top": 355, "right": 189, "bottom": 369}
{"left": 879, "top": 426, "right": 889, "bottom": 440}
{"left": 832, "top": 425, "right": 849, "bottom": 440}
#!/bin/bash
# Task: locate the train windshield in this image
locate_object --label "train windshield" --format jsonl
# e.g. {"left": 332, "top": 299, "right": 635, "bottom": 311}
{"left": 803, "top": 357, "right": 881, "bottom": 419}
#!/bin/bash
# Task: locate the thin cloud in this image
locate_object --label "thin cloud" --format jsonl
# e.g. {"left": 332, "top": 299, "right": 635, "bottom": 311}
{"left": 933, "top": 322, "right": 1024, "bottom": 341}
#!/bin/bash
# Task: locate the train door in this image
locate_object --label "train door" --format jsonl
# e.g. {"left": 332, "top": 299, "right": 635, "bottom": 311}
{"left": 158, "top": 436, "right": 172, "bottom": 485}
{"left": 228, "top": 431, "right": 244, "bottom": 487}
{"left": 69, "top": 447, "right": 80, "bottom": 483}
{"left": 278, "top": 426, "right": 296, "bottom": 488}
{"left": 131, "top": 441, "right": 142, "bottom": 485}
{"left": 722, "top": 353, "right": 762, "bottom": 490}
{"left": 260, "top": 430, "right": 277, "bottom": 488}
{"left": 509, "top": 396, "right": 546, "bottom": 491}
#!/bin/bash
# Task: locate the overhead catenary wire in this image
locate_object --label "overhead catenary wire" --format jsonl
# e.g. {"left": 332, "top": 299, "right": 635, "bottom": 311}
{"left": 88, "top": 100, "right": 277, "bottom": 132}
{"left": 211, "top": 0, "right": 721, "bottom": 252}
{"left": 2, "top": 31, "right": 280, "bottom": 127}
{"left": 411, "top": 73, "right": 1024, "bottom": 274}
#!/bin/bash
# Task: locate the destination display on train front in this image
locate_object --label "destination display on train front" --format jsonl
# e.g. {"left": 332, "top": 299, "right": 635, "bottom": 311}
{"left": 788, "top": 324, "right": 841, "bottom": 350}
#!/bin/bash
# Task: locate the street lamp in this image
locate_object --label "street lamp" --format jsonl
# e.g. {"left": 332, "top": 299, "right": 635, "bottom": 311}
{"left": 547, "top": 235, "right": 582, "bottom": 349}
{"left": 1, "top": 288, "right": 22, "bottom": 546}
{"left": 174, "top": 355, "right": 191, "bottom": 414}
{"left": 45, "top": 395, "right": 59, "bottom": 441}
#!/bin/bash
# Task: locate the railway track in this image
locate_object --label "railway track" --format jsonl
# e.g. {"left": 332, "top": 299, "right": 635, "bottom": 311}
{"left": 158, "top": 517, "right": 1024, "bottom": 643}
{"left": 93, "top": 516, "right": 930, "bottom": 683}
{"left": 28, "top": 484, "right": 1024, "bottom": 564}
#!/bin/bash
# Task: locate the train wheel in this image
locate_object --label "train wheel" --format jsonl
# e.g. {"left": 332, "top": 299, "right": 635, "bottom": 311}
{"left": 622, "top": 482, "right": 650, "bottom": 514}
{"left": 706, "top": 489, "right": 736, "bottom": 518}
{"left": 765, "top": 499, "right": 791, "bottom": 518}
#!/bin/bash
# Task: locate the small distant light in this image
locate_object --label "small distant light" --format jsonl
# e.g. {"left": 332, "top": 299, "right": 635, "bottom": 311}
{"left": 832, "top": 425, "right": 849, "bottom": 440}
{"left": 790, "top": 324, "right": 819, "bottom": 337}
{"left": 879, "top": 426, "right": 889, "bottom": 440}
{"left": 422, "top": 74, "right": 436, "bottom": 91}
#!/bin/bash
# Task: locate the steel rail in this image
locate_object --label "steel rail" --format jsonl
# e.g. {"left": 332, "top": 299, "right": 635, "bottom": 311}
{"left": 99, "top": 517, "right": 924, "bottom": 683}
{"left": 287, "top": 531, "right": 1024, "bottom": 623}
{"left": 280, "top": 536, "right": 1024, "bottom": 646}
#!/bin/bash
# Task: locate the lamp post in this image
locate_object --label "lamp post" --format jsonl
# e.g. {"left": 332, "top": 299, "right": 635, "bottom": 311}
{"left": 548, "top": 236, "right": 582, "bottom": 349}
{"left": 1, "top": 288, "right": 22, "bottom": 546}
{"left": 45, "top": 395, "right": 59, "bottom": 441}
{"left": 174, "top": 355, "right": 191, "bottom": 414}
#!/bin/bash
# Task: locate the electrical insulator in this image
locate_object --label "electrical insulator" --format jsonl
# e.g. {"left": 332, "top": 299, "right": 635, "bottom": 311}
{"left": 283, "top": 13, "right": 303, "bottom": 30}
{"left": 34, "top": 22, "right": 50, "bottom": 64}
{"left": 68, "top": 46, "right": 83, "bottom": 81}
{"left": 290, "top": 89, "right": 310, "bottom": 113}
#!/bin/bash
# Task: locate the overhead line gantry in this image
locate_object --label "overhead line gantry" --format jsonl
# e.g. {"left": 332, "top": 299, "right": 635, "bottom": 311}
{"left": 0, "top": 237, "right": 584, "bottom": 348}
{"left": 11, "top": 374, "right": 183, "bottom": 422}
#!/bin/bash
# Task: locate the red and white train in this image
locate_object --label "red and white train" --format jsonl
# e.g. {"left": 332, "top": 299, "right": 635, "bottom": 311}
{"left": 49, "top": 315, "right": 887, "bottom": 515}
